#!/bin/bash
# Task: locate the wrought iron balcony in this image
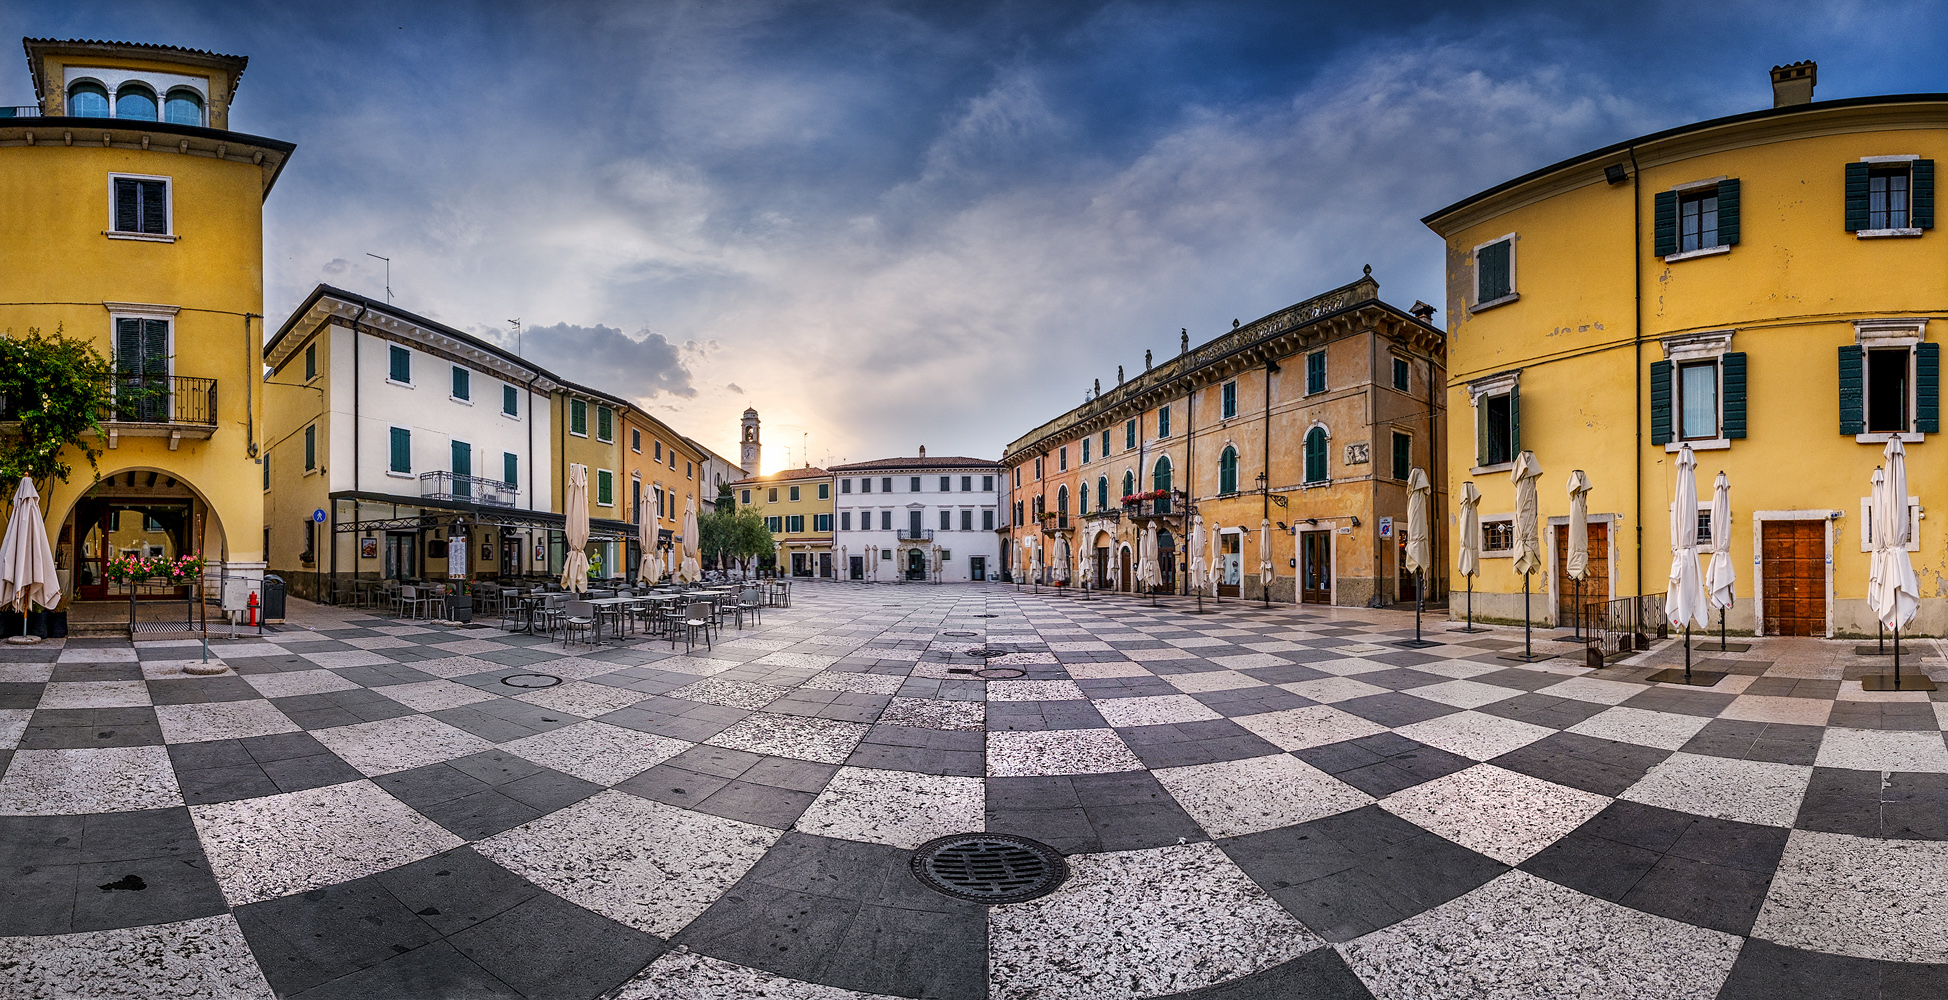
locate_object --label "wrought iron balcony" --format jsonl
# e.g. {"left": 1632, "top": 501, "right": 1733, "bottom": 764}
{"left": 897, "top": 528, "right": 934, "bottom": 541}
{"left": 420, "top": 471, "right": 518, "bottom": 508}
{"left": 0, "top": 106, "right": 43, "bottom": 118}
{"left": 111, "top": 375, "right": 216, "bottom": 426}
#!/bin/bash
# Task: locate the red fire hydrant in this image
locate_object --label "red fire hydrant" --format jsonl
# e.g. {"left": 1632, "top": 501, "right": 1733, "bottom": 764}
{"left": 247, "top": 591, "right": 259, "bottom": 627}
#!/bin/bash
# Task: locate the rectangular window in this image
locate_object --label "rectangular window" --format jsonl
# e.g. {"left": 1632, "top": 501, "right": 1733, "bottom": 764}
{"left": 962, "top": 476, "right": 972, "bottom": 491}
{"left": 388, "top": 345, "right": 411, "bottom": 383}
{"left": 1678, "top": 361, "right": 1719, "bottom": 440}
{"left": 1033, "top": 459, "right": 1041, "bottom": 480}
{"left": 304, "top": 424, "right": 315, "bottom": 470}
{"left": 1868, "top": 348, "right": 1912, "bottom": 433}
{"left": 570, "top": 400, "right": 587, "bottom": 436}
{"left": 939, "top": 510, "right": 951, "bottom": 530}
{"left": 1013, "top": 502, "right": 1023, "bottom": 526}
{"left": 451, "top": 366, "right": 470, "bottom": 400}
{"left": 304, "top": 343, "right": 317, "bottom": 381}
{"left": 1392, "top": 357, "right": 1410, "bottom": 392}
{"left": 842, "top": 479, "right": 852, "bottom": 493}
{"left": 597, "top": 470, "right": 613, "bottom": 506}
{"left": 883, "top": 477, "right": 893, "bottom": 492}
{"left": 818, "top": 483, "right": 829, "bottom": 499}
{"left": 940, "top": 476, "right": 951, "bottom": 491}
{"left": 789, "top": 485, "right": 801, "bottom": 501}
{"left": 787, "top": 514, "right": 804, "bottom": 533}
{"left": 1391, "top": 431, "right": 1411, "bottom": 481}
{"left": 111, "top": 177, "right": 168, "bottom": 234}
{"left": 1058, "top": 448, "right": 1067, "bottom": 471}
{"left": 596, "top": 406, "right": 613, "bottom": 442}
{"left": 960, "top": 509, "right": 972, "bottom": 531}
{"left": 262, "top": 455, "right": 269, "bottom": 490}
{"left": 504, "top": 452, "right": 518, "bottom": 487}
{"left": 1125, "top": 420, "right": 1136, "bottom": 449}
{"left": 1102, "top": 430, "right": 1110, "bottom": 456}
{"left": 815, "top": 514, "right": 831, "bottom": 532}
{"left": 1870, "top": 166, "right": 1911, "bottom": 231}
{"left": 741, "top": 489, "right": 751, "bottom": 504}
{"left": 1158, "top": 405, "right": 1171, "bottom": 437}
{"left": 1679, "top": 189, "right": 1719, "bottom": 252}
{"left": 668, "top": 451, "right": 676, "bottom": 470}
{"left": 631, "top": 429, "right": 641, "bottom": 453}
{"left": 911, "top": 476, "right": 922, "bottom": 491}
{"left": 769, "top": 488, "right": 779, "bottom": 503}
{"left": 861, "top": 478, "right": 871, "bottom": 493}
{"left": 502, "top": 385, "right": 518, "bottom": 416}
{"left": 653, "top": 441, "right": 662, "bottom": 461}
{"left": 1482, "top": 520, "right": 1515, "bottom": 553}
{"left": 686, "top": 461, "right": 692, "bottom": 479}
{"left": 1221, "top": 381, "right": 1237, "bottom": 418}
{"left": 1482, "top": 392, "right": 1514, "bottom": 466}
{"left": 1476, "top": 238, "right": 1513, "bottom": 303}
{"left": 1081, "top": 439, "right": 1090, "bottom": 463}
{"left": 389, "top": 427, "right": 410, "bottom": 473}
{"left": 1306, "top": 351, "right": 1326, "bottom": 394}
{"left": 841, "top": 512, "right": 852, "bottom": 530}
{"left": 983, "top": 509, "right": 995, "bottom": 531}
{"left": 881, "top": 510, "right": 892, "bottom": 530}
{"left": 767, "top": 516, "right": 782, "bottom": 533}
{"left": 983, "top": 475, "right": 994, "bottom": 491}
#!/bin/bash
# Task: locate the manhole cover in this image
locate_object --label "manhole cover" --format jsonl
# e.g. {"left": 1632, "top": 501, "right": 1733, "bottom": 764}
{"left": 965, "top": 647, "right": 1011, "bottom": 658}
{"left": 500, "top": 673, "right": 562, "bottom": 689}
{"left": 974, "top": 667, "right": 1026, "bottom": 679}
{"left": 911, "top": 833, "right": 1067, "bottom": 903}
{"left": 974, "top": 613, "right": 999, "bottom": 618}
{"left": 942, "top": 630, "right": 978, "bottom": 637}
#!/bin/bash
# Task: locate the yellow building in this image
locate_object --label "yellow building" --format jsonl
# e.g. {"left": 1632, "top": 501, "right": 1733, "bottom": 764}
{"left": 621, "top": 407, "right": 705, "bottom": 575}
{"left": 1, "top": 38, "right": 294, "bottom": 608}
{"left": 549, "top": 381, "right": 634, "bottom": 581}
{"left": 730, "top": 467, "right": 834, "bottom": 577}
{"left": 1424, "top": 62, "right": 1946, "bottom": 636}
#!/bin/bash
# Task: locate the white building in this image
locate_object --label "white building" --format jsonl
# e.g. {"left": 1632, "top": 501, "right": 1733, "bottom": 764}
{"left": 831, "top": 449, "right": 1003, "bottom": 583}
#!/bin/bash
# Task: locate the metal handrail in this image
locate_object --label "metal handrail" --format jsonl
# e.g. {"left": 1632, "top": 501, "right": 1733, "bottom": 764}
{"left": 1590, "top": 593, "right": 1669, "bottom": 652}
{"left": 420, "top": 471, "right": 519, "bottom": 508}
{"left": 896, "top": 528, "right": 934, "bottom": 541}
{"left": 112, "top": 375, "right": 217, "bottom": 426}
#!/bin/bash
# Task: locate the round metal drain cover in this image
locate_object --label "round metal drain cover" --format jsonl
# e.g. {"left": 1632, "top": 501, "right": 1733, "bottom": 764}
{"left": 941, "top": 630, "right": 978, "bottom": 637}
{"left": 911, "top": 833, "right": 1066, "bottom": 903}
{"left": 974, "top": 667, "right": 1026, "bottom": 679}
{"left": 500, "top": 673, "right": 562, "bottom": 689}
{"left": 965, "top": 647, "right": 1010, "bottom": 658}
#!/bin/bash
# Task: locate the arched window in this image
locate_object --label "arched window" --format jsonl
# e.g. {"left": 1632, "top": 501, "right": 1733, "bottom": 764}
{"left": 1122, "top": 471, "right": 1134, "bottom": 503}
{"left": 1218, "top": 447, "right": 1239, "bottom": 495}
{"left": 1304, "top": 427, "right": 1329, "bottom": 483}
{"left": 1097, "top": 476, "right": 1108, "bottom": 512}
{"left": 115, "top": 84, "right": 158, "bottom": 121}
{"left": 1152, "top": 455, "right": 1173, "bottom": 514}
{"left": 1078, "top": 480, "right": 1088, "bottom": 514}
{"left": 67, "top": 81, "right": 109, "bottom": 117}
{"left": 163, "top": 89, "right": 204, "bottom": 126}
{"left": 1058, "top": 485, "right": 1069, "bottom": 523}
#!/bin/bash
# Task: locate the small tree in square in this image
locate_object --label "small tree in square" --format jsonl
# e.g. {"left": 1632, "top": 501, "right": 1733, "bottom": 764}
{"left": 0, "top": 326, "right": 118, "bottom": 487}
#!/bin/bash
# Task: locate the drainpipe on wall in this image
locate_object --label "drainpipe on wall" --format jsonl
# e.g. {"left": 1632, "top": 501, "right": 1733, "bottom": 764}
{"left": 343, "top": 304, "right": 367, "bottom": 605}
{"left": 1629, "top": 145, "right": 1643, "bottom": 600}
{"left": 1263, "top": 359, "right": 1275, "bottom": 601}
{"left": 1370, "top": 332, "right": 1383, "bottom": 607}
{"left": 244, "top": 313, "right": 260, "bottom": 458}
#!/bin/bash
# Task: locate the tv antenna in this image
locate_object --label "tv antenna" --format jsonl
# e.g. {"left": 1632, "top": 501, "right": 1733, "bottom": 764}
{"left": 365, "top": 253, "right": 391, "bottom": 304}
{"left": 508, "top": 318, "right": 522, "bottom": 356}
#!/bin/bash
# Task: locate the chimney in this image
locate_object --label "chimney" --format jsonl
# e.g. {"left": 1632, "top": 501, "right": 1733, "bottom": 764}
{"left": 918, "top": 445, "right": 926, "bottom": 458}
{"left": 1771, "top": 61, "right": 1816, "bottom": 108}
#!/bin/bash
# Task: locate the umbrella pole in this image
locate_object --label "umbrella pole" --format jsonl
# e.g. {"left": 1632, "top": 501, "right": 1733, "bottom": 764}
{"left": 1414, "top": 569, "right": 1424, "bottom": 643}
{"left": 1468, "top": 577, "right": 1474, "bottom": 630}
{"left": 1684, "top": 624, "right": 1692, "bottom": 683}
{"left": 1720, "top": 608, "right": 1727, "bottom": 652}
{"left": 1894, "top": 621, "right": 1902, "bottom": 689}
{"left": 1878, "top": 621, "right": 1885, "bottom": 654}
{"left": 1523, "top": 575, "right": 1532, "bottom": 660}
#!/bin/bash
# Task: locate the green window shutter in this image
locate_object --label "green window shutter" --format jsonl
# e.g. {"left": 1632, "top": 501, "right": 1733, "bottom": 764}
{"left": 389, "top": 345, "right": 410, "bottom": 383}
{"left": 1508, "top": 381, "right": 1521, "bottom": 455}
{"left": 504, "top": 452, "right": 518, "bottom": 487}
{"left": 1716, "top": 178, "right": 1740, "bottom": 246}
{"left": 451, "top": 440, "right": 470, "bottom": 478}
{"left": 304, "top": 425, "right": 315, "bottom": 470}
{"left": 1838, "top": 345, "right": 1864, "bottom": 434}
{"left": 1913, "top": 160, "right": 1935, "bottom": 229}
{"left": 1721, "top": 352, "right": 1747, "bottom": 439}
{"left": 1649, "top": 360, "right": 1673, "bottom": 445}
{"left": 1653, "top": 190, "right": 1678, "bottom": 256}
{"left": 390, "top": 427, "right": 410, "bottom": 472}
{"left": 1845, "top": 162, "right": 1870, "bottom": 232}
{"left": 1474, "top": 395, "right": 1487, "bottom": 467}
{"left": 1476, "top": 241, "right": 1510, "bottom": 301}
{"left": 1918, "top": 342, "right": 1940, "bottom": 434}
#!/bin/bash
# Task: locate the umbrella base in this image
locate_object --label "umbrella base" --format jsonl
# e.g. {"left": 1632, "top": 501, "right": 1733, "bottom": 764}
{"left": 1446, "top": 626, "right": 1490, "bottom": 633}
{"left": 1552, "top": 633, "right": 1597, "bottom": 644}
{"left": 1497, "top": 652, "right": 1555, "bottom": 663}
{"left": 1646, "top": 668, "right": 1727, "bottom": 687}
{"left": 1393, "top": 639, "right": 1442, "bottom": 649}
{"left": 1861, "top": 673, "right": 1938, "bottom": 691}
{"left": 1709, "top": 642, "right": 1753, "bottom": 652}
{"left": 1854, "top": 645, "right": 1909, "bottom": 656}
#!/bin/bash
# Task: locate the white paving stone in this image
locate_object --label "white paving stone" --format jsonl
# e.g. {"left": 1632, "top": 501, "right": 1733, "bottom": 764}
{"left": 1154, "top": 754, "right": 1372, "bottom": 838}
{"left": 793, "top": 767, "right": 984, "bottom": 848}
{"left": 1091, "top": 693, "right": 1223, "bottom": 727}
{"left": 191, "top": 779, "right": 462, "bottom": 904}
{"left": 665, "top": 677, "right": 791, "bottom": 710}
{"left": 1753, "top": 829, "right": 1948, "bottom": 963}
{"left": 1276, "top": 676, "right": 1390, "bottom": 704}
{"left": 1536, "top": 675, "right": 1647, "bottom": 705}
{"left": 987, "top": 728, "right": 1144, "bottom": 777}
{"left": 878, "top": 697, "right": 984, "bottom": 731}
{"left": 477, "top": 790, "right": 779, "bottom": 937}
{"left": 0, "top": 746, "right": 182, "bottom": 815}
{"left": 800, "top": 670, "right": 906, "bottom": 695}
{"left": 502, "top": 721, "right": 689, "bottom": 785}
{"left": 613, "top": 952, "right": 904, "bottom": 1000}
{"left": 988, "top": 842, "right": 1320, "bottom": 1000}
{"left": 1409, "top": 678, "right": 1523, "bottom": 710}
{"left": 309, "top": 715, "right": 495, "bottom": 776}
{"left": 373, "top": 678, "right": 501, "bottom": 712}
{"left": 0, "top": 914, "right": 275, "bottom": 1000}
{"left": 241, "top": 669, "right": 361, "bottom": 698}
{"left": 706, "top": 712, "right": 872, "bottom": 764}
{"left": 512, "top": 679, "right": 650, "bottom": 717}
{"left": 1160, "top": 669, "right": 1262, "bottom": 693}
{"left": 1567, "top": 706, "right": 1713, "bottom": 751}
{"left": 56, "top": 646, "right": 137, "bottom": 662}
{"left": 1232, "top": 704, "right": 1390, "bottom": 750}
{"left": 0, "top": 708, "right": 29, "bottom": 749}
{"left": 36, "top": 679, "right": 151, "bottom": 709}
{"left": 1621, "top": 752, "right": 1813, "bottom": 827}
{"left": 985, "top": 679, "right": 1087, "bottom": 702}
{"left": 1381, "top": 763, "right": 1612, "bottom": 865}
{"left": 1394, "top": 710, "right": 1556, "bottom": 762}
{"left": 153, "top": 701, "right": 302, "bottom": 744}
{"left": 1814, "top": 728, "right": 1948, "bottom": 773}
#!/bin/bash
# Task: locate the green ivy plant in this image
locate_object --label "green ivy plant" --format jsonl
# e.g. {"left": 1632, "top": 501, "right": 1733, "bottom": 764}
{"left": 0, "top": 326, "right": 117, "bottom": 487}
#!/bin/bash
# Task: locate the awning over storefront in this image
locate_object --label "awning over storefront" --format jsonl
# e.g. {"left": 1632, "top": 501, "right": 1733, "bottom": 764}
{"left": 326, "top": 490, "right": 634, "bottom": 542}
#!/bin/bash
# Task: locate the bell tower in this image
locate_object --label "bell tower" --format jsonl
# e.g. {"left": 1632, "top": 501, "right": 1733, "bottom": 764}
{"left": 740, "top": 407, "right": 761, "bottom": 473}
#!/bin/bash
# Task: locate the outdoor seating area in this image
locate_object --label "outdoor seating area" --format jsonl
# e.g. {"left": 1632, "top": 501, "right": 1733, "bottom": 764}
{"left": 357, "top": 574, "right": 793, "bottom": 652}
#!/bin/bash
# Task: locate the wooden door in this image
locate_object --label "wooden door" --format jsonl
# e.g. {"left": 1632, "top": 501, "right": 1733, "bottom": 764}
{"left": 1762, "top": 520, "right": 1825, "bottom": 636}
{"left": 1118, "top": 546, "right": 1131, "bottom": 592}
{"left": 1554, "top": 523, "right": 1610, "bottom": 628}
{"left": 1301, "top": 532, "right": 1331, "bottom": 604}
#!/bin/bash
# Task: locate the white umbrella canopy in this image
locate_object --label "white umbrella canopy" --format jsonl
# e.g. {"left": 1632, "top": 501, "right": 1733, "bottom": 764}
{"left": 560, "top": 464, "right": 591, "bottom": 593}
{"left": 1077, "top": 533, "right": 1094, "bottom": 589}
{"left": 679, "top": 497, "right": 702, "bottom": 583}
{"left": 1187, "top": 515, "right": 1206, "bottom": 595}
{"left": 637, "top": 495, "right": 658, "bottom": 583}
{"left": 1458, "top": 482, "right": 1482, "bottom": 580}
{"left": 1405, "top": 468, "right": 1432, "bottom": 575}
{"left": 1565, "top": 470, "right": 1592, "bottom": 581}
{"left": 1030, "top": 535, "right": 1042, "bottom": 582}
{"left": 1665, "top": 445, "right": 1711, "bottom": 631}
{"left": 1870, "top": 439, "right": 1921, "bottom": 630}
{"left": 1705, "top": 472, "right": 1736, "bottom": 611}
{"left": 1051, "top": 538, "right": 1068, "bottom": 583}
{"left": 0, "top": 477, "right": 61, "bottom": 613}
{"left": 1509, "top": 453, "right": 1543, "bottom": 578}
{"left": 1260, "top": 518, "right": 1274, "bottom": 590}
{"left": 1142, "top": 522, "right": 1161, "bottom": 590}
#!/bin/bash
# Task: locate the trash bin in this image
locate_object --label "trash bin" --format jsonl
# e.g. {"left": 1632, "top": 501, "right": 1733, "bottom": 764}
{"left": 261, "top": 575, "right": 286, "bottom": 624}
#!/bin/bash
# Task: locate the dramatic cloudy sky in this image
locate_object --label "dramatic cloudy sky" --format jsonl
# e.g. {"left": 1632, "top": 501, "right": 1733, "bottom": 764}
{"left": 10, "top": 2, "right": 1947, "bottom": 470}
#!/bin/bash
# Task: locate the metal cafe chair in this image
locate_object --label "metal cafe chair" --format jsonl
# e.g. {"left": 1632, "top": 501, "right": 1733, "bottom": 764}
{"left": 562, "top": 601, "right": 598, "bottom": 647}
{"left": 673, "top": 602, "right": 714, "bottom": 653}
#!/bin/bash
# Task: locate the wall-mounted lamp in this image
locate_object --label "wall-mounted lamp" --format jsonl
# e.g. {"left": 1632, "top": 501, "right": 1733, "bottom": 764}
{"left": 1276, "top": 522, "right": 1288, "bottom": 531}
{"left": 1349, "top": 516, "right": 1360, "bottom": 528}
{"left": 1304, "top": 517, "right": 1318, "bottom": 526}
{"left": 1604, "top": 163, "right": 1628, "bottom": 184}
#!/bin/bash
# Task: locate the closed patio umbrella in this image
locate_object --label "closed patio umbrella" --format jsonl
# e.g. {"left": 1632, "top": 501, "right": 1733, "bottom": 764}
{"left": 0, "top": 477, "right": 61, "bottom": 641}
{"left": 1187, "top": 514, "right": 1207, "bottom": 609}
{"left": 1399, "top": 468, "right": 1436, "bottom": 647}
{"left": 1663, "top": 444, "right": 1713, "bottom": 683}
{"left": 638, "top": 495, "right": 657, "bottom": 584}
{"left": 1209, "top": 520, "right": 1222, "bottom": 602}
{"left": 560, "top": 464, "right": 590, "bottom": 594}
{"left": 1565, "top": 469, "right": 1592, "bottom": 639}
{"left": 1051, "top": 537, "right": 1069, "bottom": 584}
{"left": 1455, "top": 482, "right": 1484, "bottom": 632}
{"left": 1705, "top": 471, "right": 1736, "bottom": 649}
{"left": 1507, "top": 451, "right": 1544, "bottom": 661}
{"left": 679, "top": 497, "right": 702, "bottom": 583}
{"left": 1259, "top": 518, "right": 1274, "bottom": 606}
{"left": 1141, "top": 522, "right": 1160, "bottom": 595}
{"left": 1867, "top": 439, "right": 1924, "bottom": 689}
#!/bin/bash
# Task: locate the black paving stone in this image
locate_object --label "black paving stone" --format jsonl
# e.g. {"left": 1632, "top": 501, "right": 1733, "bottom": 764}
{"left": 1490, "top": 731, "right": 1671, "bottom": 796}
